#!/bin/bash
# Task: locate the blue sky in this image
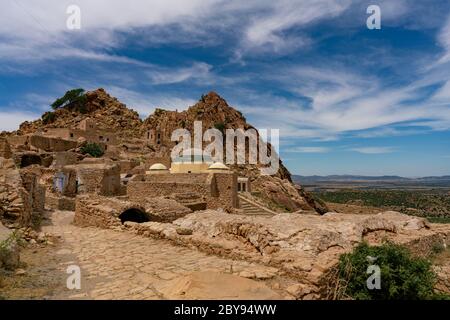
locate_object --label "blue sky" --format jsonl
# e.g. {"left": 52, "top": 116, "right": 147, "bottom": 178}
{"left": 0, "top": 0, "right": 449, "bottom": 176}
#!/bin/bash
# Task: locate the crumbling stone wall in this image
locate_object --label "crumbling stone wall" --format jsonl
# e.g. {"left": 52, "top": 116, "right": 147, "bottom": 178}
{"left": 0, "top": 138, "right": 12, "bottom": 159}
{"left": 29, "top": 134, "right": 78, "bottom": 152}
{"left": 52, "top": 151, "right": 79, "bottom": 167}
{"left": 74, "top": 196, "right": 125, "bottom": 228}
{"left": 20, "top": 170, "right": 46, "bottom": 216}
{"left": 64, "top": 163, "right": 122, "bottom": 196}
{"left": 0, "top": 160, "right": 44, "bottom": 227}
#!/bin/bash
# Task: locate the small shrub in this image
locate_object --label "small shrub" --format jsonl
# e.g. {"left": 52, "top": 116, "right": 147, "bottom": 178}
{"left": 337, "top": 241, "right": 446, "bottom": 300}
{"left": 41, "top": 111, "right": 56, "bottom": 124}
{"left": 80, "top": 143, "right": 104, "bottom": 158}
{"left": 214, "top": 122, "right": 226, "bottom": 133}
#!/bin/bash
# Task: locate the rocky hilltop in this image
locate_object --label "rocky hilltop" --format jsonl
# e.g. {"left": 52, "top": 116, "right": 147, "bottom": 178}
{"left": 10, "top": 88, "right": 327, "bottom": 213}
{"left": 142, "top": 91, "right": 327, "bottom": 213}
{"left": 17, "top": 89, "right": 143, "bottom": 139}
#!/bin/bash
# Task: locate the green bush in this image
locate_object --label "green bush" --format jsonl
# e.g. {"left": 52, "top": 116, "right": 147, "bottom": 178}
{"left": 337, "top": 241, "right": 447, "bottom": 300}
{"left": 80, "top": 143, "right": 104, "bottom": 158}
{"left": 214, "top": 122, "right": 226, "bottom": 133}
{"left": 51, "top": 88, "right": 87, "bottom": 112}
{"left": 41, "top": 111, "right": 56, "bottom": 124}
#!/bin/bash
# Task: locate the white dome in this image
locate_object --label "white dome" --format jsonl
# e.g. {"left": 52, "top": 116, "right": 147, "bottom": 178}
{"left": 149, "top": 163, "right": 168, "bottom": 171}
{"left": 208, "top": 162, "right": 229, "bottom": 170}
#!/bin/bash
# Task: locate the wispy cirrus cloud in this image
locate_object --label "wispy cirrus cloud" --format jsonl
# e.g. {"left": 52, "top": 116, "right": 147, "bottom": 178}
{"left": 349, "top": 147, "right": 396, "bottom": 154}
{"left": 286, "top": 146, "right": 330, "bottom": 153}
{"left": 147, "top": 62, "right": 212, "bottom": 85}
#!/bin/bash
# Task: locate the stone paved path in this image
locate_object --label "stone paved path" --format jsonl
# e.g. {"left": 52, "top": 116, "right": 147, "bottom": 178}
{"left": 42, "top": 211, "right": 291, "bottom": 300}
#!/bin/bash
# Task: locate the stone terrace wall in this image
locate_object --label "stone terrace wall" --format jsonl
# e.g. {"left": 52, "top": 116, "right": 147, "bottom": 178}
{"left": 29, "top": 135, "right": 78, "bottom": 152}
{"left": 0, "top": 160, "right": 36, "bottom": 227}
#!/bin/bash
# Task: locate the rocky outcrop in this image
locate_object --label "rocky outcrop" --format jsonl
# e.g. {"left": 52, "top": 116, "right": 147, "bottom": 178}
{"left": 122, "top": 209, "right": 450, "bottom": 299}
{"left": 16, "top": 88, "right": 143, "bottom": 139}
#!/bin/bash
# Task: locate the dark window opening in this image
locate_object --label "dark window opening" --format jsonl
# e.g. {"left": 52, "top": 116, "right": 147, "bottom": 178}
{"left": 20, "top": 154, "right": 42, "bottom": 168}
{"left": 70, "top": 133, "right": 74, "bottom": 138}
{"left": 119, "top": 208, "right": 149, "bottom": 224}
{"left": 242, "top": 183, "right": 246, "bottom": 192}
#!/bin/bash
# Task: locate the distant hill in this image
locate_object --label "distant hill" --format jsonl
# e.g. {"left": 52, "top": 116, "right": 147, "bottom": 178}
{"left": 293, "top": 175, "right": 450, "bottom": 190}
{"left": 294, "top": 175, "right": 410, "bottom": 183}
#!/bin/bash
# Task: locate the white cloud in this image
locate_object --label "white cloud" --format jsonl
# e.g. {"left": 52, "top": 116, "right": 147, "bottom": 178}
{"left": 244, "top": 0, "right": 350, "bottom": 48}
{"left": 0, "top": 0, "right": 356, "bottom": 63}
{"left": 349, "top": 147, "right": 395, "bottom": 154}
{"left": 0, "top": 111, "right": 40, "bottom": 132}
{"left": 437, "top": 16, "right": 450, "bottom": 64}
{"left": 147, "top": 62, "right": 212, "bottom": 85}
{"left": 286, "top": 146, "right": 330, "bottom": 153}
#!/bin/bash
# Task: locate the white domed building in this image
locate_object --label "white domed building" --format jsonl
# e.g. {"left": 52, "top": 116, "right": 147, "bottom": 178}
{"left": 146, "top": 163, "right": 169, "bottom": 175}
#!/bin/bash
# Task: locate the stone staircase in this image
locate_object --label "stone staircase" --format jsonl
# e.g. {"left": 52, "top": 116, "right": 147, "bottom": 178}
{"left": 238, "top": 195, "right": 274, "bottom": 216}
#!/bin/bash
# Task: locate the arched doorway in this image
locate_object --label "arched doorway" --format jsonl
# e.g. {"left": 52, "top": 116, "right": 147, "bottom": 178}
{"left": 118, "top": 208, "right": 149, "bottom": 224}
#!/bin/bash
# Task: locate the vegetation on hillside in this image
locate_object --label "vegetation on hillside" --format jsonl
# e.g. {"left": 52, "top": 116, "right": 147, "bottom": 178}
{"left": 334, "top": 242, "right": 448, "bottom": 300}
{"left": 41, "top": 111, "right": 56, "bottom": 124}
{"left": 315, "top": 189, "right": 450, "bottom": 218}
{"left": 80, "top": 143, "right": 104, "bottom": 158}
{"left": 51, "top": 88, "right": 87, "bottom": 113}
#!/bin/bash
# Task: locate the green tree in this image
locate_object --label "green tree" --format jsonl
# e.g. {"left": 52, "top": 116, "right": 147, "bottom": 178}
{"left": 51, "top": 88, "right": 87, "bottom": 112}
{"left": 80, "top": 143, "right": 104, "bottom": 158}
